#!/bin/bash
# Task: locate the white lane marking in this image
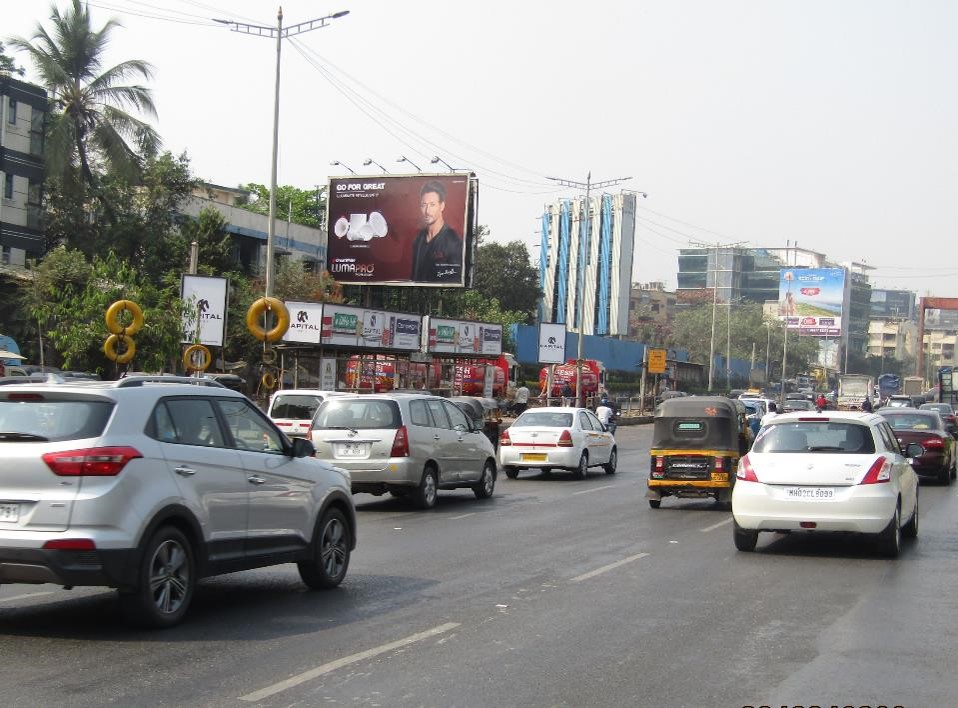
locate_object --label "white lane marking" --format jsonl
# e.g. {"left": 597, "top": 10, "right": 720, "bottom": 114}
{"left": 0, "top": 590, "right": 56, "bottom": 604}
{"left": 570, "top": 552, "right": 650, "bottom": 583}
{"left": 238, "top": 622, "right": 461, "bottom": 702}
{"left": 449, "top": 512, "right": 476, "bottom": 520}
{"left": 572, "top": 484, "right": 617, "bottom": 496}
{"left": 700, "top": 517, "right": 733, "bottom": 533}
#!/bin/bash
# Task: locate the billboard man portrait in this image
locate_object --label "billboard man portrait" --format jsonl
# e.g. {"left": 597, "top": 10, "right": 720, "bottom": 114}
{"left": 411, "top": 180, "right": 462, "bottom": 283}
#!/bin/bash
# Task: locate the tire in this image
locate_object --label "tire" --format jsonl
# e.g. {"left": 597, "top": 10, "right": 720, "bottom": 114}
{"left": 938, "top": 464, "right": 950, "bottom": 485}
{"left": 902, "top": 495, "right": 919, "bottom": 539}
{"left": 504, "top": 466, "right": 519, "bottom": 479}
{"left": 120, "top": 526, "right": 196, "bottom": 629}
{"left": 298, "top": 508, "right": 351, "bottom": 589}
{"left": 950, "top": 456, "right": 956, "bottom": 481}
{"left": 648, "top": 499, "right": 661, "bottom": 509}
{"left": 473, "top": 460, "right": 496, "bottom": 499}
{"left": 574, "top": 453, "right": 588, "bottom": 480}
{"left": 733, "top": 520, "right": 758, "bottom": 552}
{"left": 878, "top": 503, "right": 902, "bottom": 558}
{"left": 603, "top": 448, "right": 617, "bottom": 475}
{"left": 414, "top": 466, "right": 438, "bottom": 509}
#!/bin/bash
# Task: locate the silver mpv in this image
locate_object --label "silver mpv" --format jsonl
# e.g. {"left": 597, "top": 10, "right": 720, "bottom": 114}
{"left": 311, "top": 393, "right": 497, "bottom": 509}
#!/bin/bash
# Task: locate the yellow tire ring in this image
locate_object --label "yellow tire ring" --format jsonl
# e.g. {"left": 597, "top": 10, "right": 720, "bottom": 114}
{"left": 246, "top": 297, "right": 289, "bottom": 343}
{"left": 261, "top": 348, "right": 277, "bottom": 365}
{"left": 105, "top": 300, "right": 144, "bottom": 336}
{"left": 183, "top": 344, "right": 212, "bottom": 372}
{"left": 261, "top": 371, "right": 277, "bottom": 389}
{"left": 104, "top": 334, "right": 136, "bottom": 364}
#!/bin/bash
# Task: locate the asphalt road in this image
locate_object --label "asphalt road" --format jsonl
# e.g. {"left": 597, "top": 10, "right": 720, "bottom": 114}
{"left": 1, "top": 425, "right": 956, "bottom": 707}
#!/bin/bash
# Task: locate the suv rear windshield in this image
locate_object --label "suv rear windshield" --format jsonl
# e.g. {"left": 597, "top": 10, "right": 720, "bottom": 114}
{"left": 271, "top": 394, "right": 325, "bottom": 420}
{"left": 314, "top": 399, "right": 401, "bottom": 430}
{"left": 0, "top": 398, "right": 114, "bottom": 442}
{"left": 753, "top": 421, "right": 876, "bottom": 454}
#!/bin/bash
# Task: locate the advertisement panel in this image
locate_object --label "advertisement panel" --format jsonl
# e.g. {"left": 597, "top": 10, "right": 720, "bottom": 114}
{"left": 319, "top": 304, "right": 421, "bottom": 351}
{"left": 778, "top": 268, "right": 845, "bottom": 337}
{"left": 181, "top": 275, "right": 228, "bottom": 346}
{"left": 326, "top": 173, "right": 471, "bottom": 287}
{"left": 423, "top": 317, "right": 503, "bottom": 356}
{"left": 283, "top": 301, "right": 324, "bottom": 344}
{"left": 537, "top": 322, "right": 566, "bottom": 364}
{"left": 647, "top": 348, "right": 667, "bottom": 374}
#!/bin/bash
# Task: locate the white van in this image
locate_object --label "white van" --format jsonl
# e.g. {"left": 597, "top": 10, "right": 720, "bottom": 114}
{"left": 267, "top": 389, "right": 347, "bottom": 438}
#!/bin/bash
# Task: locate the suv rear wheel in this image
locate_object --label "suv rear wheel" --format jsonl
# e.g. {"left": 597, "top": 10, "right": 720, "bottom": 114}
{"left": 414, "top": 465, "right": 438, "bottom": 509}
{"left": 120, "top": 526, "right": 196, "bottom": 628}
{"left": 473, "top": 460, "right": 496, "bottom": 499}
{"left": 298, "top": 508, "right": 351, "bottom": 589}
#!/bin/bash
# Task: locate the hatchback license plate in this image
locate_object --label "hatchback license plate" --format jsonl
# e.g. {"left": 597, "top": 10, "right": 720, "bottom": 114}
{"left": 335, "top": 443, "right": 368, "bottom": 458}
{"left": 784, "top": 487, "right": 834, "bottom": 500}
{"left": 521, "top": 453, "right": 547, "bottom": 462}
{"left": 0, "top": 503, "right": 19, "bottom": 523}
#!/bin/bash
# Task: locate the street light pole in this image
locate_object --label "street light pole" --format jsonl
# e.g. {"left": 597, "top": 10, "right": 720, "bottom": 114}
{"left": 363, "top": 158, "right": 388, "bottom": 173}
{"left": 546, "top": 172, "right": 632, "bottom": 407}
{"left": 215, "top": 7, "right": 349, "bottom": 298}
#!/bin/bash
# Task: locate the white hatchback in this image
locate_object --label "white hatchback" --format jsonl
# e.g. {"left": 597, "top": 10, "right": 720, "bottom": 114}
{"left": 732, "top": 411, "right": 920, "bottom": 557}
{"left": 267, "top": 389, "right": 348, "bottom": 438}
{"left": 499, "top": 407, "right": 617, "bottom": 479}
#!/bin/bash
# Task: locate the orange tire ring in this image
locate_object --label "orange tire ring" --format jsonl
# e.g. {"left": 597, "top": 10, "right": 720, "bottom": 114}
{"left": 261, "top": 371, "right": 277, "bottom": 389}
{"left": 182, "top": 344, "right": 212, "bottom": 372}
{"left": 105, "top": 300, "right": 144, "bottom": 336}
{"left": 104, "top": 334, "right": 136, "bottom": 364}
{"left": 246, "top": 297, "right": 289, "bottom": 343}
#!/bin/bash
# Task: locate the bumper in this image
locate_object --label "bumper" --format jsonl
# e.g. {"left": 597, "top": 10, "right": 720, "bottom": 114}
{"left": 498, "top": 447, "right": 580, "bottom": 469}
{"left": 0, "top": 547, "right": 139, "bottom": 588}
{"left": 732, "top": 480, "right": 897, "bottom": 534}
{"left": 328, "top": 458, "right": 421, "bottom": 492}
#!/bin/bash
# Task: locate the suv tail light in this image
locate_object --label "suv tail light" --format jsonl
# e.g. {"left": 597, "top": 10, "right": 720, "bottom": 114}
{"left": 390, "top": 426, "right": 410, "bottom": 457}
{"left": 499, "top": 429, "right": 512, "bottom": 446}
{"left": 736, "top": 454, "right": 759, "bottom": 482}
{"left": 557, "top": 429, "right": 574, "bottom": 447}
{"left": 860, "top": 456, "right": 891, "bottom": 484}
{"left": 42, "top": 447, "right": 142, "bottom": 477}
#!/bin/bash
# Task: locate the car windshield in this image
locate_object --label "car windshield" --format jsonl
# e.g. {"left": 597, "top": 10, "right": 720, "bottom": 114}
{"left": 314, "top": 399, "right": 401, "bottom": 430}
{"left": 882, "top": 413, "right": 939, "bottom": 431}
{"left": 783, "top": 401, "right": 814, "bottom": 411}
{"left": 920, "top": 404, "right": 951, "bottom": 415}
{"left": 271, "top": 394, "right": 324, "bottom": 420}
{"left": 0, "top": 398, "right": 114, "bottom": 442}
{"left": 513, "top": 411, "right": 573, "bottom": 428}
{"left": 752, "top": 421, "right": 876, "bottom": 454}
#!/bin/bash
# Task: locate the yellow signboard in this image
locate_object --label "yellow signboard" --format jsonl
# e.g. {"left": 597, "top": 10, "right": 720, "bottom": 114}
{"left": 648, "top": 348, "right": 667, "bottom": 374}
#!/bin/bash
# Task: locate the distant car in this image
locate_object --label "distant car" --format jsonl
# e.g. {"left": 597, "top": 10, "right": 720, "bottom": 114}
{"left": 267, "top": 389, "right": 347, "bottom": 439}
{"left": 781, "top": 399, "right": 815, "bottom": 412}
{"left": 879, "top": 408, "right": 956, "bottom": 484}
{"left": 886, "top": 395, "right": 914, "bottom": 408}
{"left": 732, "top": 411, "right": 921, "bottom": 557}
{"left": 919, "top": 403, "right": 958, "bottom": 437}
{"left": 499, "top": 407, "right": 617, "bottom": 479}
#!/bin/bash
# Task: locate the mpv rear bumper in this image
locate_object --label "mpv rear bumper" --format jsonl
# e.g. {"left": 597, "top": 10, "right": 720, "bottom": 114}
{"left": 0, "top": 547, "right": 138, "bottom": 588}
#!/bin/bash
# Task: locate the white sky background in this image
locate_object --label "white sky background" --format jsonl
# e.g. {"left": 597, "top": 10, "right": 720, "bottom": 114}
{"left": 5, "top": 0, "right": 958, "bottom": 295}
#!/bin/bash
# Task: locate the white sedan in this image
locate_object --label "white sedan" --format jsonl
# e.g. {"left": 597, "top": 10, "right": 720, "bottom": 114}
{"left": 732, "top": 411, "right": 920, "bottom": 557}
{"left": 499, "top": 407, "right": 616, "bottom": 479}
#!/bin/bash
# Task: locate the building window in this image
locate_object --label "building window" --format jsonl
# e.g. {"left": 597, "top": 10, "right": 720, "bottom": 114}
{"left": 4, "top": 173, "right": 13, "bottom": 200}
{"left": 7, "top": 98, "right": 16, "bottom": 125}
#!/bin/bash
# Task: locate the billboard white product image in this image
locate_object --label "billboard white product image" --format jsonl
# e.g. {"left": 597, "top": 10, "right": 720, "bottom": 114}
{"left": 778, "top": 268, "right": 846, "bottom": 337}
{"left": 283, "top": 301, "right": 325, "bottom": 344}
{"left": 181, "top": 275, "right": 228, "bottom": 346}
{"left": 537, "top": 322, "right": 567, "bottom": 364}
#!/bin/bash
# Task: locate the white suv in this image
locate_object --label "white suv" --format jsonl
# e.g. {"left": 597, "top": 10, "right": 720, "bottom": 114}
{"left": 0, "top": 375, "right": 356, "bottom": 627}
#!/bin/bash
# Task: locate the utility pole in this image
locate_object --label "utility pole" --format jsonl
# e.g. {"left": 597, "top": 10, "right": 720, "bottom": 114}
{"left": 215, "top": 8, "right": 349, "bottom": 297}
{"left": 547, "top": 172, "right": 633, "bottom": 407}
{"left": 691, "top": 240, "right": 745, "bottom": 392}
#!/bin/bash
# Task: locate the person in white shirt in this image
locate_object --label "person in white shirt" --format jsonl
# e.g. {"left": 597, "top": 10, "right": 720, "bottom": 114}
{"left": 514, "top": 385, "right": 530, "bottom": 414}
{"left": 760, "top": 401, "right": 779, "bottom": 427}
{"left": 596, "top": 397, "right": 616, "bottom": 434}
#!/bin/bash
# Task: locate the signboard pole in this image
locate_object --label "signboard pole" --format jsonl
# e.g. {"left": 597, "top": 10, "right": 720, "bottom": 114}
{"left": 639, "top": 349, "right": 647, "bottom": 416}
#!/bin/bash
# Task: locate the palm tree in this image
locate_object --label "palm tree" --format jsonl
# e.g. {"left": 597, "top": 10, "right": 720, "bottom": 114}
{"left": 8, "top": 0, "right": 160, "bottom": 222}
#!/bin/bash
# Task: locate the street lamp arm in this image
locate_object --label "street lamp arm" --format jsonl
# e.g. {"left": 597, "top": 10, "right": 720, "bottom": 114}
{"left": 217, "top": 10, "right": 349, "bottom": 37}
{"left": 283, "top": 11, "right": 350, "bottom": 36}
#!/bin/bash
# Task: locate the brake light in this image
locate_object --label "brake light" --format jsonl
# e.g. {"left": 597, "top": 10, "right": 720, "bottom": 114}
{"left": 557, "top": 429, "right": 574, "bottom": 447}
{"left": 8, "top": 393, "right": 44, "bottom": 401}
{"left": 923, "top": 437, "right": 945, "bottom": 449}
{"left": 390, "top": 425, "right": 410, "bottom": 457}
{"left": 42, "top": 447, "right": 142, "bottom": 477}
{"left": 42, "top": 539, "right": 96, "bottom": 550}
{"left": 798, "top": 417, "right": 829, "bottom": 422}
{"left": 655, "top": 456, "right": 664, "bottom": 471}
{"left": 736, "top": 454, "right": 759, "bottom": 482}
{"left": 714, "top": 456, "right": 725, "bottom": 471}
{"left": 860, "top": 456, "right": 891, "bottom": 484}
{"left": 500, "top": 429, "right": 512, "bottom": 446}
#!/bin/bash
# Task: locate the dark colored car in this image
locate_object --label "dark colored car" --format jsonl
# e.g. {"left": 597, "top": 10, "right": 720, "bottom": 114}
{"left": 880, "top": 408, "right": 956, "bottom": 484}
{"left": 919, "top": 403, "right": 958, "bottom": 438}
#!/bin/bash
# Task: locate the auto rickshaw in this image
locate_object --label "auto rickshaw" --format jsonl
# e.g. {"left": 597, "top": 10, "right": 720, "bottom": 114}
{"left": 647, "top": 396, "right": 751, "bottom": 509}
{"left": 450, "top": 396, "right": 503, "bottom": 450}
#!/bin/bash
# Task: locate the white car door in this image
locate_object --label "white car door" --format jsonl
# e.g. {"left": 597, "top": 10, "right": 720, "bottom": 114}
{"left": 878, "top": 421, "right": 918, "bottom": 519}
{"left": 442, "top": 400, "right": 486, "bottom": 482}
{"left": 577, "top": 411, "right": 610, "bottom": 465}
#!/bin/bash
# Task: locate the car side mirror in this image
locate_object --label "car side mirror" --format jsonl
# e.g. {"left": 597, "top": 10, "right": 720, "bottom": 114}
{"left": 904, "top": 442, "right": 924, "bottom": 459}
{"left": 291, "top": 436, "right": 316, "bottom": 458}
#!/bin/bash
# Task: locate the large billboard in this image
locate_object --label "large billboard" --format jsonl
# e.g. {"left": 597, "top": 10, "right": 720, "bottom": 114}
{"left": 778, "top": 268, "right": 845, "bottom": 337}
{"left": 326, "top": 173, "right": 471, "bottom": 287}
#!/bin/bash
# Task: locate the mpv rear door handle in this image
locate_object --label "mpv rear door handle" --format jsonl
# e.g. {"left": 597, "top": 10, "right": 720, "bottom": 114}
{"left": 174, "top": 466, "right": 196, "bottom": 477}
{"left": 248, "top": 475, "right": 266, "bottom": 485}
{"left": 433, "top": 434, "right": 442, "bottom": 440}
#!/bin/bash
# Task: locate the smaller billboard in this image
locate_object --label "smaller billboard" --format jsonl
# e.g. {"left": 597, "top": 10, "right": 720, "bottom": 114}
{"left": 779, "top": 268, "right": 845, "bottom": 337}
{"left": 283, "top": 301, "right": 324, "bottom": 344}
{"left": 319, "top": 304, "right": 422, "bottom": 351}
{"left": 423, "top": 317, "right": 503, "bottom": 356}
{"left": 537, "top": 323, "right": 566, "bottom": 364}
{"left": 647, "top": 348, "right": 667, "bottom": 374}
{"left": 181, "top": 275, "right": 228, "bottom": 346}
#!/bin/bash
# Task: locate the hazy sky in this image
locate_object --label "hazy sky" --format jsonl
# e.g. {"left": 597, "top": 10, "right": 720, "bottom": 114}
{"left": 6, "top": 0, "right": 957, "bottom": 295}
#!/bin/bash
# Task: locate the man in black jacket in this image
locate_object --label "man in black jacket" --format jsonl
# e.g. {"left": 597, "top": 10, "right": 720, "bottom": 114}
{"left": 411, "top": 180, "right": 462, "bottom": 283}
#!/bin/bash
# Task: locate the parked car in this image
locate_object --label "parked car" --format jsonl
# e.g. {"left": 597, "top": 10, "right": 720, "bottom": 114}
{"left": 781, "top": 399, "right": 815, "bottom": 413}
{"left": 732, "top": 411, "right": 921, "bottom": 557}
{"left": 267, "top": 388, "right": 347, "bottom": 439}
{"left": 878, "top": 408, "right": 956, "bottom": 483}
{"left": 0, "top": 375, "right": 355, "bottom": 627}
{"left": 499, "top": 407, "right": 617, "bottom": 479}
{"left": 919, "top": 402, "right": 958, "bottom": 438}
{"left": 310, "top": 393, "right": 497, "bottom": 509}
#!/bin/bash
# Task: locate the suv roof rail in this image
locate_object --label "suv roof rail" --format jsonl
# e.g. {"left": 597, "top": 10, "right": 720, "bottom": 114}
{"left": 0, "top": 373, "right": 67, "bottom": 386}
{"left": 114, "top": 375, "right": 226, "bottom": 389}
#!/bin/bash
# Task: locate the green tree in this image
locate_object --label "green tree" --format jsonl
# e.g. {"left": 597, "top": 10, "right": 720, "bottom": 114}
{"left": 179, "top": 205, "right": 235, "bottom": 277}
{"left": 237, "top": 183, "right": 325, "bottom": 228}
{"left": 8, "top": 0, "right": 160, "bottom": 223}
{"left": 472, "top": 240, "right": 540, "bottom": 323}
{"left": 0, "top": 41, "right": 25, "bottom": 76}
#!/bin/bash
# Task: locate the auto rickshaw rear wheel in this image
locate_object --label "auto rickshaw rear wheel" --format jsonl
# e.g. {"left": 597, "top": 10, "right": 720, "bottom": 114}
{"left": 648, "top": 499, "right": 661, "bottom": 509}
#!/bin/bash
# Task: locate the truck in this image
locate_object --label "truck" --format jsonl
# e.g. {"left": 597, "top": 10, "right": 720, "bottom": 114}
{"left": 837, "top": 374, "right": 875, "bottom": 411}
{"left": 902, "top": 376, "right": 924, "bottom": 398}
{"left": 877, "top": 373, "right": 902, "bottom": 399}
{"left": 538, "top": 359, "right": 606, "bottom": 399}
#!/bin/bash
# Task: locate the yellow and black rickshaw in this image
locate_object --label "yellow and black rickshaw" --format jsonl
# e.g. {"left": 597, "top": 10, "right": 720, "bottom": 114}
{"left": 647, "top": 396, "right": 751, "bottom": 509}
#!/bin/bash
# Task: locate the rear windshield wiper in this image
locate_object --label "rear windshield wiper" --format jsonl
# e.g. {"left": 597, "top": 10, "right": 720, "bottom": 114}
{"left": 807, "top": 446, "right": 844, "bottom": 451}
{"left": 322, "top": 426, "right": 359, "bottom": 434}
{"left": 0, "top": 432, "right": 50, "bottom": 441}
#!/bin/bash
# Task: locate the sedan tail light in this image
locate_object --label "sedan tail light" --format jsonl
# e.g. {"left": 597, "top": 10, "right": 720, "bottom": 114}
{"left": 736, "top": 454, "right": 759, "bottom": 482}
{"left": 922, "top": 437, "right": 945, "bottom": 449}
{"left": 390, "top": 426, "right": 410, "bottom": 457}
{"left": 499, "top": 429, "right": 512, "bottom": 446}
{"left": 42, "top": 447, "right": 142, "bottom": 477}
{"left": 860, "top": 456, "right": 891, "bottom": 484}
{"left": 557, "top": 429, "right": 574, "bottom": 447}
